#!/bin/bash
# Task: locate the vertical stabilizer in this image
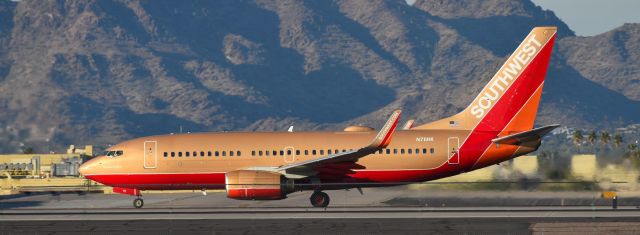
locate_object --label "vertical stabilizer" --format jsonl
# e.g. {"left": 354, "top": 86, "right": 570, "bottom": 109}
{"left": 414, "top": 27, "right": 557, "bottom": 133}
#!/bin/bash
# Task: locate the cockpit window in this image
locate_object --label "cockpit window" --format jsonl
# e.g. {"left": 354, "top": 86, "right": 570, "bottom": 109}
{"left": 105, "top": 150, "right": 124, "bottom": 158}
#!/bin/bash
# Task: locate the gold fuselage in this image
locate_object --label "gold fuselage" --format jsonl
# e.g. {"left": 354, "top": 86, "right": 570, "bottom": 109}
{"left": 79, "top": 128, "right": 532, "bottom": 190}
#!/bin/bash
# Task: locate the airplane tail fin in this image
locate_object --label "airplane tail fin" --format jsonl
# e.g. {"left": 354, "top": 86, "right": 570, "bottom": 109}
{"left": 414, "top": 26, "right": 557, "bottom": 133}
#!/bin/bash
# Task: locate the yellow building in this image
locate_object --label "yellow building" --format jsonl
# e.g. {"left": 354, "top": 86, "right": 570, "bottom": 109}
{"left": 513, "top": 155, "right": 538, "bottom": 177}
{"left": 570, "top": 154, "right": 597, "bottom": 180}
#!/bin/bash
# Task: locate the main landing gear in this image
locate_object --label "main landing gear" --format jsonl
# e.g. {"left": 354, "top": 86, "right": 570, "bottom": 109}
{"left": 309, "top": 191, "right": 330, "bottom": 208}
{"left": 133, "top": 197, "right": 144, "bottom": 208}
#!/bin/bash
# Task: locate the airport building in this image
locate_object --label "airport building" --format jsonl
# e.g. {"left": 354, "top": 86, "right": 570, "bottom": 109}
{"left": 0, "top": 145, "right": 103, "bottom": 195}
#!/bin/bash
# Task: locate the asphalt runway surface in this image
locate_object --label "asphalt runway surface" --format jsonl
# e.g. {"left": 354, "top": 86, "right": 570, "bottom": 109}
{"left": 2, "top": 188, "right": 640, "bottom": 234}
{"left": 2, "top": 208, "right": 640, "bottom": 234}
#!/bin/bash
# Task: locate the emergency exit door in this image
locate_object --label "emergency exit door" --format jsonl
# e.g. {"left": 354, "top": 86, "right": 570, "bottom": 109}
{"left": 447, "top": 137, "right": 460, "bottom": 164}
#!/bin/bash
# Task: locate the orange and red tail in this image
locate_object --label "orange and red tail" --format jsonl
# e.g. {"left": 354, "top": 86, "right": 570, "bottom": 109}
{"left": 414, "top": 26, "right": 557, "bottom": 133}
{"left": 414, "top": 26, "right": 557, "bottom": 170}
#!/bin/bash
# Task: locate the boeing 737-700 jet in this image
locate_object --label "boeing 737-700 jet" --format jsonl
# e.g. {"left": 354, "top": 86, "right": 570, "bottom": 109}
{"left": 79, "top": 27, "right": 559, "bottom": 208}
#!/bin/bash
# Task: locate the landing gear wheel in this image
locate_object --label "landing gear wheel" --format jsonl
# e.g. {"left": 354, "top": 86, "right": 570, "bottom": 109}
{"left": 310, "top": 191, "right": 330, "bottom": 208}
{"left": 133, "top": 198, "right": 144, "bottom": 208}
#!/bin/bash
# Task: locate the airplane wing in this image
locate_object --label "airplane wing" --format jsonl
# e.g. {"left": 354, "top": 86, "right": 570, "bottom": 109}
{"left": 275, "top": 110, "right": 401, "bottom": 177}
{"left": 402, "top": 119, "right": 414, "bottom": 130}
{"left": 492, "top": 124, "right": 560, "bottom": 145}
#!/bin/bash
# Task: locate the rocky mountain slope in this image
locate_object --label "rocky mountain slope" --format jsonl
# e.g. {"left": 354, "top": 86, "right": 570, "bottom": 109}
{"left": 0, "top": 0, "right": 638, "bottom": 152}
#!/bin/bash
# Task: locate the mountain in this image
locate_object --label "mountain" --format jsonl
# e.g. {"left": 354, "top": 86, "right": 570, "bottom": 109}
{"left": 0, "top": 0, "right": 638, "bottom": 152}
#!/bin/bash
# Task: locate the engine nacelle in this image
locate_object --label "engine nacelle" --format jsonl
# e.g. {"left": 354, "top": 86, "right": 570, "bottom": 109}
{"left": 225, "top": 170, "right": 292, "bottom": 200}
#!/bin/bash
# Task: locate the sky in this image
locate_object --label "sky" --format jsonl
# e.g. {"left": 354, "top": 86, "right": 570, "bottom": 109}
{"left": 532, "top": 0, "right": 640, "bottom": 36}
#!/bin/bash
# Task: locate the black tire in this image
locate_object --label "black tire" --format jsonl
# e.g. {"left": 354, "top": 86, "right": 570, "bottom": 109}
{"left": 133, "top": 198, "right": 144, "bottom": 208}
{"left": 309, "top": 191, "right": 330, "bottom": 208}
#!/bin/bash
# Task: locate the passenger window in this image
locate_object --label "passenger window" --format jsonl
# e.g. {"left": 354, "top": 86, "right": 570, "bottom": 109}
{"left": 265, "top": 150, "right": 270, "bottom": 156}
{"left": 222, "top": 151, "right": 226, "bottom": 157}
{"left": 408, "top": 149, "right": 412, "bottom": 154}
{"left": 401, "top": 149, "right": 405, "bottom": 154}
{"left": 215, "top": 151, "right": 219, "bottom": 157}
{"left": 312, "top": 150, "right": 316, "bottom": 155}
{"left": 296, "top": 150, "right": 300, "bottom": 155}
{"left": 171, "top": 152, "right": 175, "bottom": 157}
{"left": 335, "top": 149, "right": 339, "bottom": 154}
{"left": 320, "top": 150, "right": 324, "bottom": 155}
{"left": 273, "top": 150, "right": 277, "bottom": 156}
{"left": 200, "top": 151, "right": 204, "bottom": 157}
{"left": 328, "top": 149, "right": 332, "bottom": 155}
{"left": 258, "top": 151, "right": 263, "bottom": 156}
{"left": 237, "top": 151, "right": 241, "bottom": 156}
{"left": 304, "top": 150, "right": 309, "bottom": 155}
{"left": 186, "top": 152, "right": 190, "bottom": 157}
{"left": 342, "top": 149, "right": 346, "bottom": 153}
{"left": 164, "top": 152, "right": 168, "bottom": 157}
{"left": 386, "top": 149, "right": 390, "bottom": 154}
{"left": 423, "top": 148, "right": 427, "bottom": 154}
{"left": 430, "top": 148, "right": 435, "bottom": 154}
{"left": 393, "top": 149, "right": 397, "bottom": 154}
{"left": 252, "top": 151, "right": 256, "bottom": 156}
{"left": 230, "top": 151, "right": 234, "bottom": 157}
{"left": 286, "top": 150, "right": 291, "bottom": 155}
{"left": 415, "top": 148, "right": 420, "bottom": 154}
{"left": 193, "top": 151, "right": 197, "bottom": 157}
{"left": 207, "top": 151, "right": 212, "bottom": 157}
{"left": 178, "top": 152, "right": 183, "bottom": 157}
{"left": 279, "top": 150, "right": 284, "bottom": 156}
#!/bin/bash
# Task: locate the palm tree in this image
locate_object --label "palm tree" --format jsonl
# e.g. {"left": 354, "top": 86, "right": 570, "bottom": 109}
{"left": 627, "top": 143, "right": 639, "bottom": 158}
{"left": 572, "top": 130, "right": 583, "bottom": 146}
{"left": 628, "top": 143, "right": 638, "bottom": 152}
{"left": 600, "top": 131, "right": 610, "bottom": 146}
{"left": 21, "top": 147, "right": 35, "bottom": 154}
{"left": 587, "top": 131, "right": 597, "bottom": 145}
{"left": 613, "top": 134, "right": 623, "bottom": 148}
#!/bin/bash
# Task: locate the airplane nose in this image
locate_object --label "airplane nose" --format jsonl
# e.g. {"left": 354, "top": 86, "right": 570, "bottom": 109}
{"left": 79, "top": 156, "right": 101, "bottom": 176}
{"left": 78, "top": 163, "right": 89, "bottom": 175}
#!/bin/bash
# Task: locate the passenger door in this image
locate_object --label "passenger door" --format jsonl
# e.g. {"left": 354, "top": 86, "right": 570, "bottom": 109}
{"left": 144, "top": 141, "right": 157, "bottom": 169}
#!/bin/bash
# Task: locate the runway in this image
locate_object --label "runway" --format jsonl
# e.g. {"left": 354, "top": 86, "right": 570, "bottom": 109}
{"left": 2, "top": 189, "right": 640, "bottom": 234}
{"left": 2, "top": 207, "right": 640, "bottom": 234}
{"left": 2, "top": 206, "right": 640, "bottom": 220}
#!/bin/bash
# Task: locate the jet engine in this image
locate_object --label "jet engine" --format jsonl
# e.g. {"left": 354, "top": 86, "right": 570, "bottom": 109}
{"left": 225, "top": 170, "right": 294, "bottom": 200}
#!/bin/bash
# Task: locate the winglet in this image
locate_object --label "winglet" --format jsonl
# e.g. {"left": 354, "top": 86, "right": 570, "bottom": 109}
{"left": 369, "top": 110, "right": 401, "bottom": 149}
{"left": 402, "top": 119, "right": 415, "bottom": 130}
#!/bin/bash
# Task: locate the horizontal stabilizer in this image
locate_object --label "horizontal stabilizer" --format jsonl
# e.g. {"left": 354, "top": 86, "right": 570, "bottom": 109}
{"left": 492, "top": 124, "right": 560, "bottom": 145}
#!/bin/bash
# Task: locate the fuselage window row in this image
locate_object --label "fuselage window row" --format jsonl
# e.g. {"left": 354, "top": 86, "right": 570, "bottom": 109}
{"left": 163, "top": 151, "right": 241, "bottom": 158}
{"left": 162, "top": 148, "right": 435, "bottom": 159}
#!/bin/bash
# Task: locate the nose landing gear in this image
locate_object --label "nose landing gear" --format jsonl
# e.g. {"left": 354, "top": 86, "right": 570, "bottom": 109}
{"left": 133, "top": 197, "right": 144, "bottom": 208}
{"left": 309, "top": 191, "right": 330, "bottom": 208}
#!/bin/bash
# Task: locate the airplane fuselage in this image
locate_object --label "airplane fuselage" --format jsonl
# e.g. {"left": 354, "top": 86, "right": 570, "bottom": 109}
{"left": 81, "top": 128, "right": 533, "bottom": 190}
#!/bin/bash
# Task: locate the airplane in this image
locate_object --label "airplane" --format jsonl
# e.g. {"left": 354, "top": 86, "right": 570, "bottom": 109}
{"left": 79, "top": 27, "right": 559, "bottom": 208}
